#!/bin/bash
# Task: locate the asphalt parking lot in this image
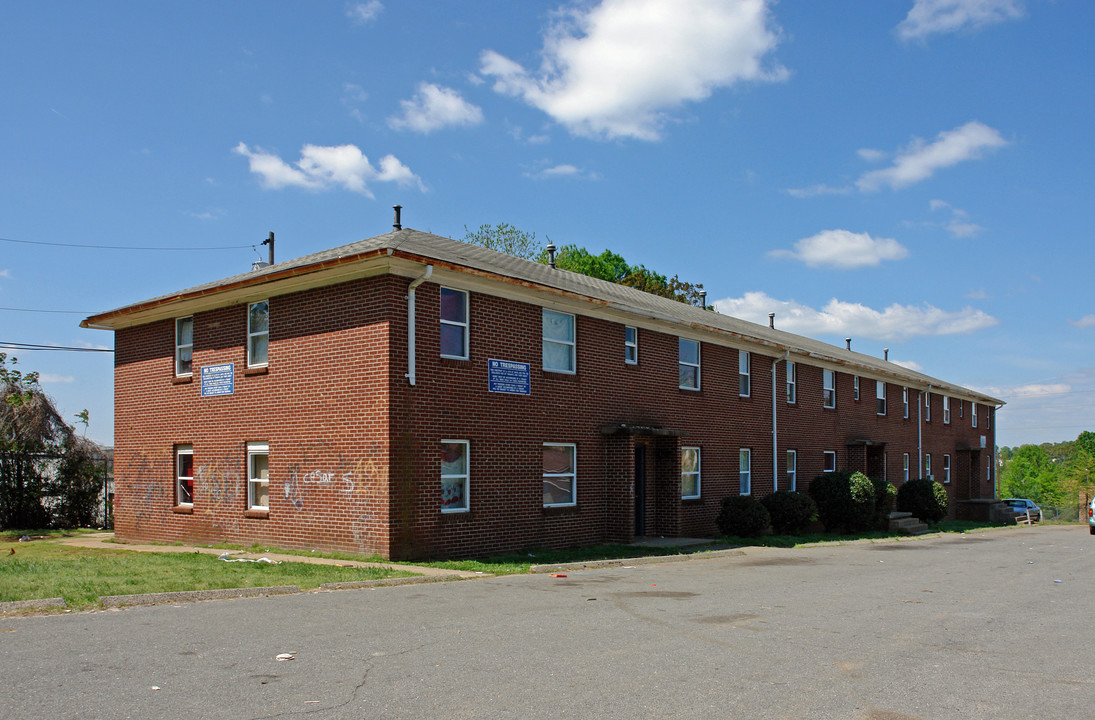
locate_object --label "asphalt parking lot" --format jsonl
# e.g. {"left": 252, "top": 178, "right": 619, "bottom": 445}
{"left": 5, "top": 525, "right": 1093, "bottom": 719}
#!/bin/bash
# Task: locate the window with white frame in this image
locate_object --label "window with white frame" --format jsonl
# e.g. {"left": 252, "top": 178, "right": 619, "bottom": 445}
{"left": 854, "top": 376, "right": 860, "bottom": 401}
{"left": 972, "top": 402, "right": 979, "bottom": 428}
{"left": 943, "top": 396, "right": 951, "bottom": 424}
{"left": 739, "top": 449, "right": 751, "bottom": 495}
{"left": 943, "top": 454, "right": 951, "bottom": 484}
{"left": 786, "top": 450, "right": 797, "bottom": 491}
{"left": 679, "top": 338, "right": 700, "bottom": 390}
{"left": 176, "top": 317, "right": 193, "bottom": 376}
{"left": 248, "top": 300, "right": 269, "bottom": 367}
{"left": 903, "top": 387, "right": 909, "bottom": 419}
{"left": 542, "top": 309, "right": 575, "bottom": 373}
{"left": 543, "top": 443, "right": 576, "bottom": 507}
{"left": 247, "top": 442, "right": 269, "bottom": 510}
{"left": 924, "top": 391, "right": 931, "bottom": 422}
{"left": 824, "top": 450, "right": 836, "bottom": 473}
{"left": 959, "top": 400, "right": 964, "bottom": 419}
{"left": 903, "top": 453, "right": 909, "bottom": 482}
{"left": 440, "top": 440, "right": 469, "bottom": 512}
{"left": 439, "top": 288, "right": 469, "bottom": 359}
{"left": 823, "top": 369, "right": 836, "bottom": 409}
{"left": 624, "top": 326, "right": 638, "bottom": 364}
{"left": 786, "top": 361, "right": 796, "bottom": 404}
{"left": 877, "top": 380, "right": 886, "bottom": 415}
{"left": 925, "top": 453, "right": 932, "bottom": 480}
{"left": 739, "top": 351, "right": 750, "bottom": 397}
{"left": 681, "top": 447, "right": 701, "bottom": 499}
{"left": 176, "top": 445, "right": 194, "bottom": 506}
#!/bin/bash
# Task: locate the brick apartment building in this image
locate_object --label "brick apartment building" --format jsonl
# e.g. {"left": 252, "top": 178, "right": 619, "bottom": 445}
{"left": 82, "top": 222, "right": 1003, "bottom": 559}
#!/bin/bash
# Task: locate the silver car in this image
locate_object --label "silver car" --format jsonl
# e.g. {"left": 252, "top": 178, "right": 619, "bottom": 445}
{"left": 1002, "top": 498, "right": 1041, "bottom": 523}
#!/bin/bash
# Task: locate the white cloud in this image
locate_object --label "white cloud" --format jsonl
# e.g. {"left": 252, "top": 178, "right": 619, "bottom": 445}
{"left": 233, "top": 142, "right": 422, "bottom": 197}
{"left": 977, "top": 382, "right": 1071, "bottom": 400}
{"left": 1071, "top": 315, "right": 1095, "bottom": 329}
{"left": 342, "top": 83, "right": 368, "bottom": 121}
{"left": 39, "top": 374, "right": 75, "bottom": 384}
{"left": 0, "top": 269, "right": 10, "bottom": 279}
{"left": 890, "top": 359, "right": 924, "bottom": 372}
{"left": 713, "top": 290, "right": 999, "bottom": 341}
{"left": 946, "top": 218, "right": 983, "bottom": 237}
{"left": 965, "top": 287, "right": 989, "bottom": 300}
{"left": 897, "top": 0, "right": 1023, "bottom": 41}
{"left": 525, "top": 163, "right": 599, "bottom": 180}
{"left": 479, "top": 0, "right": 786, "bottom": 141}
{"left": 388, "top": 83, "right": 484, "bottom": 133}
{"left": 857, "top": 148, "right": 888, "bottom": 162}
{"left": 768, "top": 229, "right": 908, "bottom": 269}
{"left": 786, "top": 183, "right": 852, "bottom": 198}
{"left": 857, "top": 121, "right": 1007, "bottom": 191}
{"left": 346, "top": 1, "right": 383, "bottom": 25}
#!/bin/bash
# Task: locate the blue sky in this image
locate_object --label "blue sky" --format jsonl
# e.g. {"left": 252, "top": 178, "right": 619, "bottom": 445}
{"left": 2, "top": 0, "right": 1092, "bottom": 450}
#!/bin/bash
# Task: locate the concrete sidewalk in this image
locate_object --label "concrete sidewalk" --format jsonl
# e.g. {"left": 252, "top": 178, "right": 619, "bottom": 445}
{"left": 58, "top": 532, "right": 483, "bottom": 579}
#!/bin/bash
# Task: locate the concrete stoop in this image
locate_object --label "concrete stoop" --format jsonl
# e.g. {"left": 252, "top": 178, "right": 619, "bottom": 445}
{"left": 888, "top": 511, "right": 929, "bottom": 536}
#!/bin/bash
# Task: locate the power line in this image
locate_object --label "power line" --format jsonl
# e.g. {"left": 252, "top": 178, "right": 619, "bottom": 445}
{"left": 1, "top": 236, "right": 254, "bottom": 251}
{"left": 0, "top": 307, "right": 90, "bottom": 315}
{"left": 0, "top": 341, "right": 113, "bottom": 353}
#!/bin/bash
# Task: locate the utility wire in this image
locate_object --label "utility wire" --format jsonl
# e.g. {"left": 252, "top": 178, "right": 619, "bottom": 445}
{"left": 0, "top": 341, "right": 113, "bottom": 353}
{"left": 0, "top": 307, "right": 90, "bottom": 315}
{"left": 1, "top": 236, "right": 253, "bottom": 251}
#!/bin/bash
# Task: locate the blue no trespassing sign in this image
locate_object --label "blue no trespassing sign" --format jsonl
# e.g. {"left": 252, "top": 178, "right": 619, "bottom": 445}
{"left": 488, "top": 359, "right": 530, "bottom": 395}
{"left": 201, "top": 363, "right": 234, "bottom": 397}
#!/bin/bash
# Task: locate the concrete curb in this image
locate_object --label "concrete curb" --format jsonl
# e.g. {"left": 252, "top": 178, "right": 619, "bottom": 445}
{"left": 0, "top": 597, "right": 67, "bottom": 613}
{"left": 99, "top": 585, "right": 301, "bottom": 608}
{"left": 530, "top": 546, "right": 746, "bottom": 573}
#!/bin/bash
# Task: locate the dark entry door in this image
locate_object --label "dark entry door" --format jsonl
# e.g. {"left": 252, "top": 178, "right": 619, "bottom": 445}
{"left": 634, "top": 445, "right": 646, "bottom": 537}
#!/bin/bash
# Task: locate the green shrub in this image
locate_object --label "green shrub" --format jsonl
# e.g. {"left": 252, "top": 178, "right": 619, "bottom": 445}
{"left": 871, "top": 476, "right": 897, "bottom": 530}
{"left": 760, "top": 490, "right": 817, "bottom": 535}
{"left": 896, "top": 478, "right": 949, "bottom": 524}
{"left": 716, "top": 495, "right": 771, "bottom": 537}
{"left": 808, "top": 471, "right": 876, "bottom": 533}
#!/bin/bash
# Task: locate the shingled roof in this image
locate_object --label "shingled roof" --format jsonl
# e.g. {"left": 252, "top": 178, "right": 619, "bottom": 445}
{"left": 82, "top": 228, "right": 1002, "bottom": 406}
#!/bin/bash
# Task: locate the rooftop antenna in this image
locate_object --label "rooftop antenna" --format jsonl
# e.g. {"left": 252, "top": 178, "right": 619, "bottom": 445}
{"left": 261, "top": 231, "right": 274, "bottom": 265}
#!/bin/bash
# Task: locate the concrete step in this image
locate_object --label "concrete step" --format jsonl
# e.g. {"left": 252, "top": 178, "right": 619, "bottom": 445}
{"left": 888, "top": 513, "right": 930, "bottom": 535}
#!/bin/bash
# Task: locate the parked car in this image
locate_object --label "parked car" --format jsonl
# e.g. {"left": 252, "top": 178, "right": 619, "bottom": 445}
{"left": 1088, "top": 497, "right": 1094, "bottom": 535}
{"left": 1002, "top": 498, "right": 1041, "bottom": 523}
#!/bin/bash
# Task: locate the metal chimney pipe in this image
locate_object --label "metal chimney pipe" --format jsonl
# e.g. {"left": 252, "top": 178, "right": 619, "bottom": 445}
{"left": 546, "top": 242, "right": 556, "bottom": 268}
{"left": 699, "top": 290, "right": 707, "bottom": 310}
{"left": 845, "top": 338, "right": 852, "bottom": 351}
{"left": 393, "top": 205, "right": 403, "bottom": 231}
{"left": 884, "top": 348, "right": 889, "bottom": 361}
{"left": 768, "top": 312, "right": 775, "bottom": 329}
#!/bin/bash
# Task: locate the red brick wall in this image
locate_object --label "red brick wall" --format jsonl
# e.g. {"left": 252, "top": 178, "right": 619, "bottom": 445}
{"left": 113, "top": 272, "right": 995, "bottom": 559}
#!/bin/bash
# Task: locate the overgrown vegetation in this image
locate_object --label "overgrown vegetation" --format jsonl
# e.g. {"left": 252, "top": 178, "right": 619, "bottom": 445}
{"left": 997, "top": 431, "right": 1095, "bottom": 514}
{"left": 807, "top": 471, "right": 883, "bottom": 533}
{"left": 896, "top": 478, "right": 949, "bottom": 524}
{"left": 0, "top": 354, "right": 108, "bottom": 529}
{"left": 716, "top": 495, "right": 771, "bottom": 537}
{"left": 462, "top": 224, "right": 708, "bottom": 306}
{"left": 760, "top": 490, "right": 818, "bottom": 535}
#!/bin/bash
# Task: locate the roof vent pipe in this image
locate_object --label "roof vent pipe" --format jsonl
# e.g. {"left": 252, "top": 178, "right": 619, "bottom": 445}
{"left": 393, "top": 205, "right": 403, "bottom": 231}
{"left": 546, "top": 242, "right": 556, "bottom": 268}
{"left": 884, "top": 348, "right": 889, "bottom": 361}
{"left": 845, "top": 338, "right": 852, "bottom": 351}
{"left": 699, "top": 290, "right": 707, "bottom": 310}
{"left": 768, "top": 312, "right": 775, "bottom": 329}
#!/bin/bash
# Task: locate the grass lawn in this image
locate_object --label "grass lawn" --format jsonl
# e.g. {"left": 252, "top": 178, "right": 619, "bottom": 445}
{"left": 0, "top": 531, "right": 416, "bottom": 612}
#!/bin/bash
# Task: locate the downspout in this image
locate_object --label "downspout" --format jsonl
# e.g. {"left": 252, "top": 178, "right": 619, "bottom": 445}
{"left": 772, "top": 351, "right": 789, "bottom": 492}
{"left": 405, "top": 265, "right": 433, "bottom": 386}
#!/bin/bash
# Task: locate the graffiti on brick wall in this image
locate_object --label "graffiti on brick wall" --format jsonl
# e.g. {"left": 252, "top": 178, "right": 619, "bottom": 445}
{"left": 197, "top": 457, "right": 241, "bottom": 533}
{"left": 284, "top": 442, "right": 383, "bottom": 552}
{"left": 123, "top": 448, "right": 169, "bottom": 533}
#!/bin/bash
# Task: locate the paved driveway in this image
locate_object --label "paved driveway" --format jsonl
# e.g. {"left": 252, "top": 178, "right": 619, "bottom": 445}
{"left": 6, "top": 525, "right": 1093, "bottom": 719}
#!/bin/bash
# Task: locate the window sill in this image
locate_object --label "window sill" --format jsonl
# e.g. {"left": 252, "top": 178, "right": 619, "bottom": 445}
{"left": 171, "top": 505, "right": 193, "bottom": 515}
{"left": 244, "top": 508, "right": 269, "bottom": 519}
{"left": 171, "top": 375, "right": 193, "bottom": 385}
{"left": 542, "top": 504, "right": 578, "bottom": 516}
{"left": 679, "top": 386, "right": 701, "bottom": 392}
{"left": 682, "top": 497, "right": 704, "bottom": 506}
{"left": 244, "top": 366, "right": 269, "bottom": 377}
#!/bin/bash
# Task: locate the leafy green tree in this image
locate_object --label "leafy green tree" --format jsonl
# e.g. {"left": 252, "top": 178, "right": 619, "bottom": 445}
{"left": 0, "top": 353, "right": 105, "bottom": 529}
{"left": 462, "top": 223, "right": 541, "bottom": 260}
{"left": 998, "top": 444, "right": 1062, "bottom": 506}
